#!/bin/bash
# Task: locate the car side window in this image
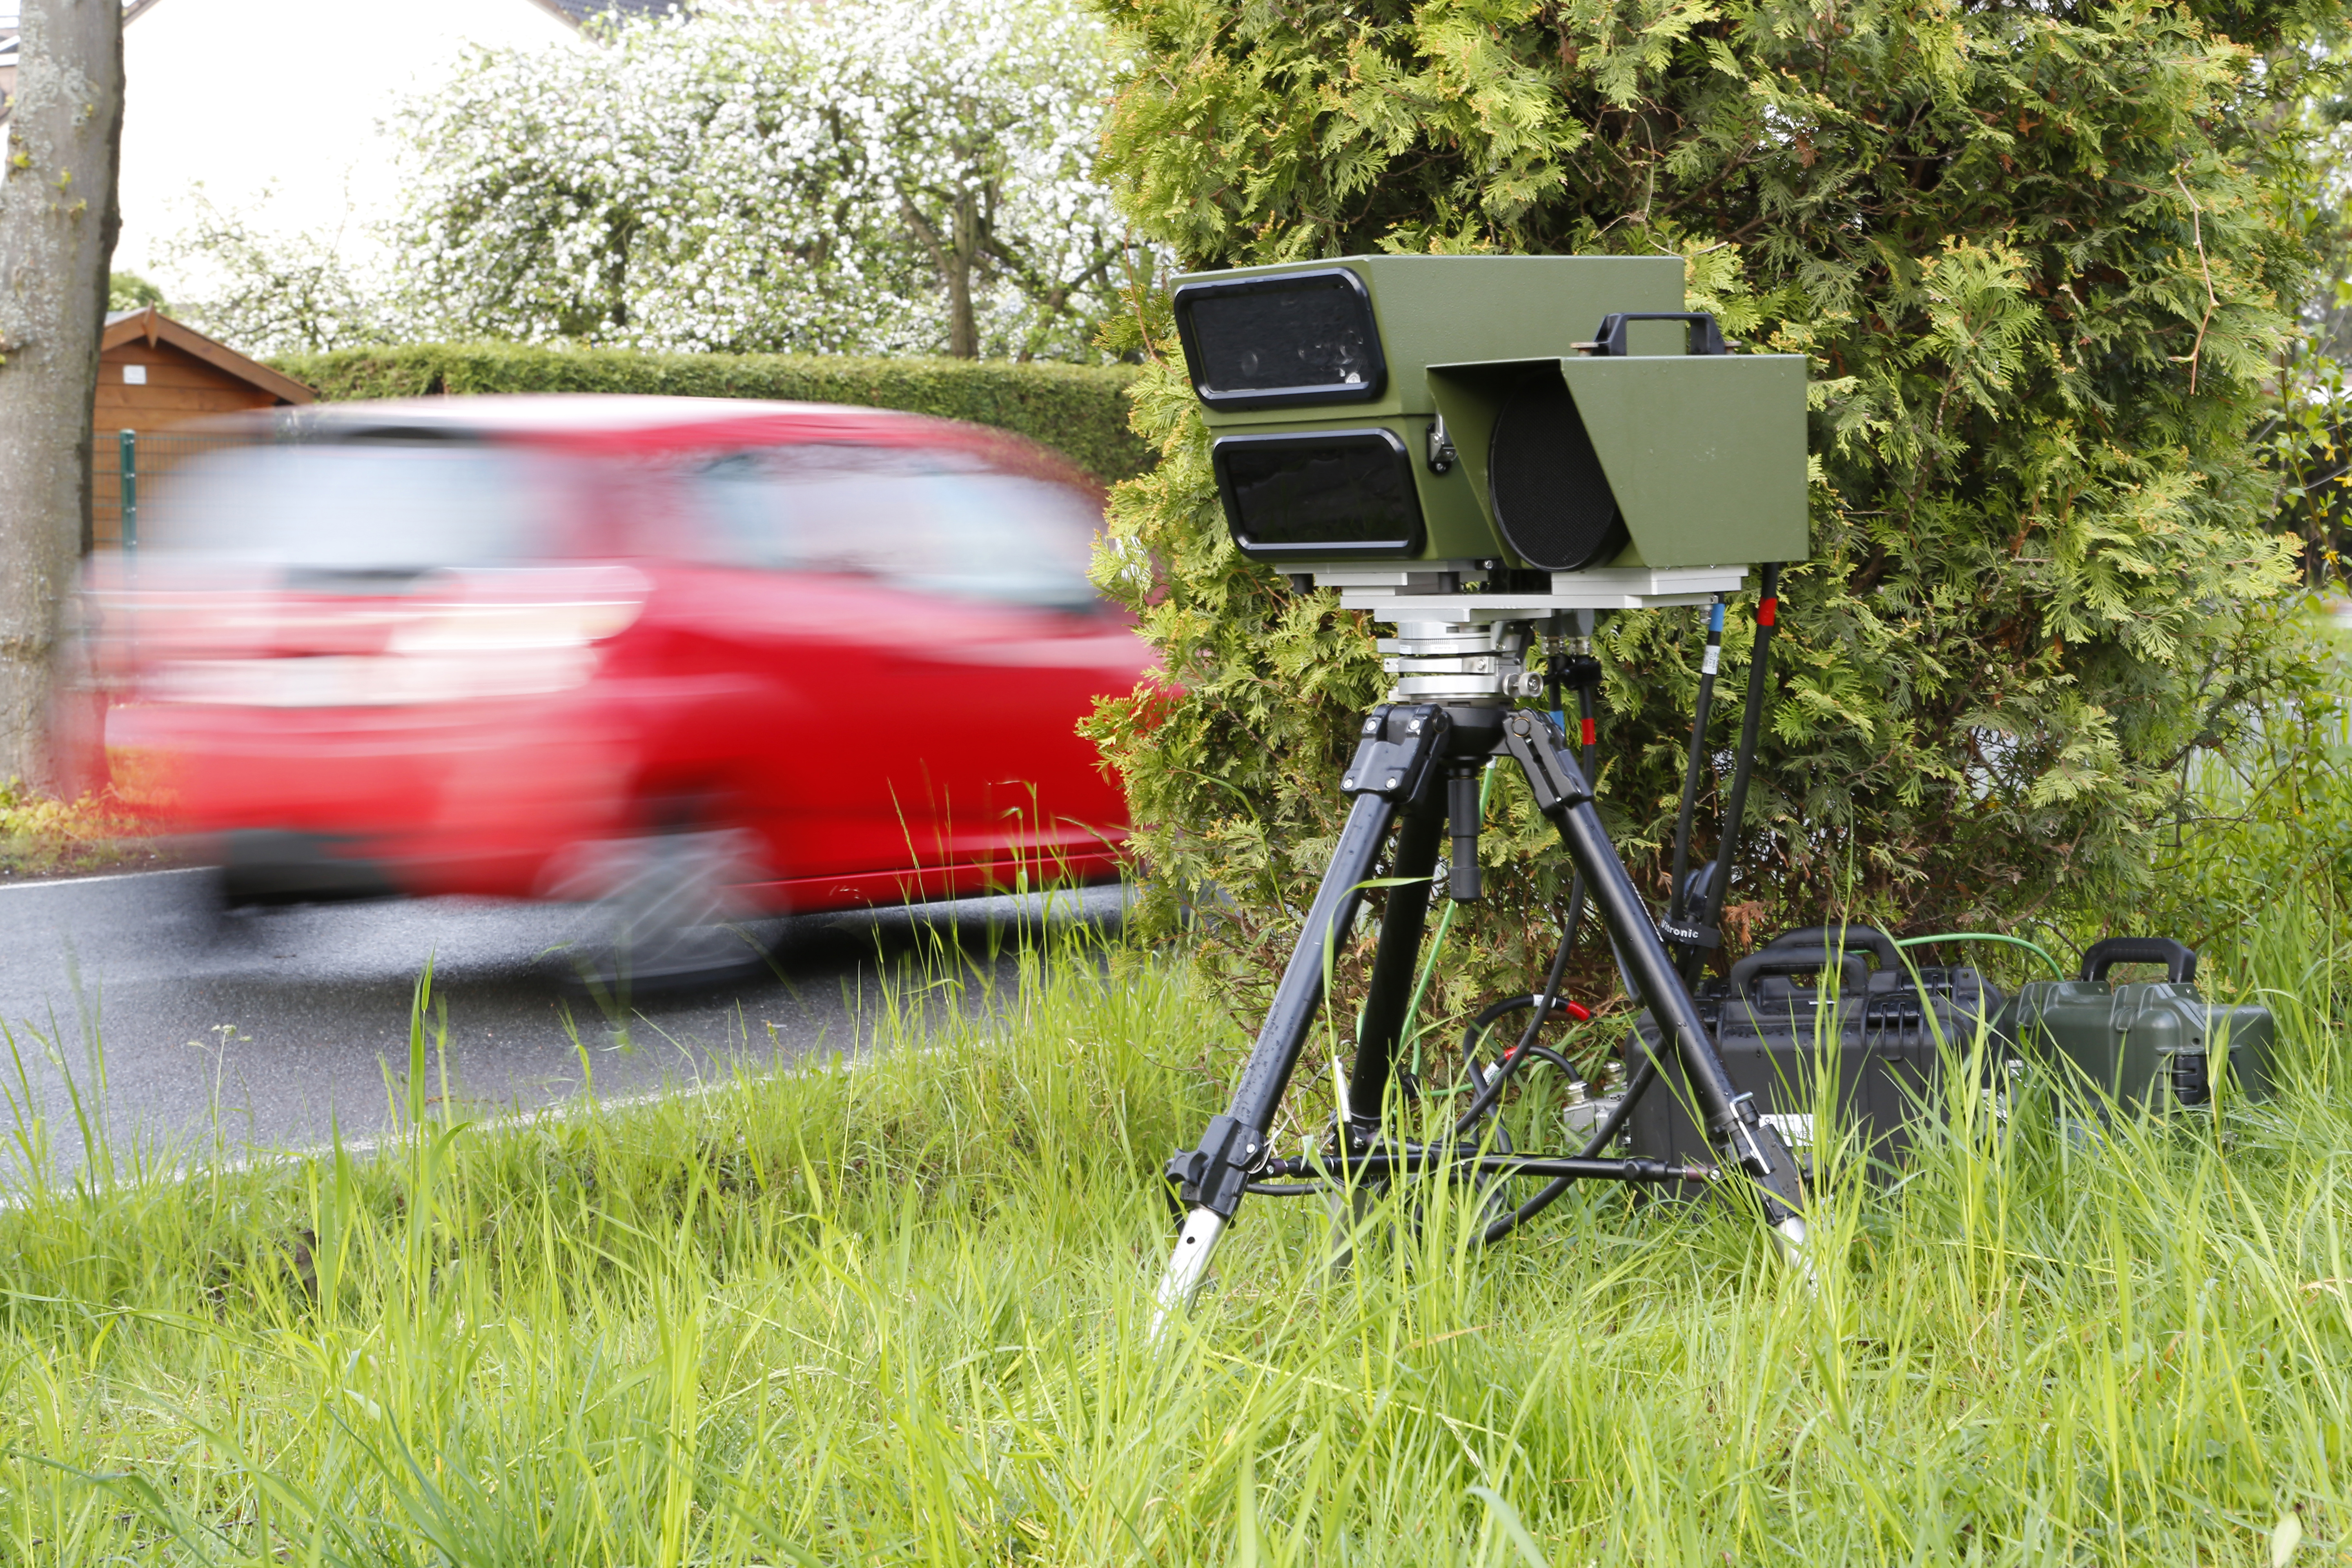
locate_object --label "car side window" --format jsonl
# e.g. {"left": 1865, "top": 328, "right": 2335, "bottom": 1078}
{"left": 148, "top": 442, "right": 557, "bottom": 578}
{"left": 693, "top": 444, "right": 1101, "bottom": 611}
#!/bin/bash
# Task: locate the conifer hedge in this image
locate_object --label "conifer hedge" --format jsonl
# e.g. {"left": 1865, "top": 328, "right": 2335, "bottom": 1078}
{"left": 1081, "top": 0, "right": 2330, "bottom": 1015}
{"left": 272, "top": 343, "right": 1153, "bottom": 484}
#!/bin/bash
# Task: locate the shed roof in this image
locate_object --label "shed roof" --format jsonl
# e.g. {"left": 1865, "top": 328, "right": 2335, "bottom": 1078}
{"left": 102, "top": 308, "right": 314, "bottom": 405}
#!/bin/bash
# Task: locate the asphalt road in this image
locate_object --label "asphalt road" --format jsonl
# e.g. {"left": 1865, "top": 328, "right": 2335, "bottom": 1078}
{"left": 0, "top": 868, "right": 1123, "bottom": 1180}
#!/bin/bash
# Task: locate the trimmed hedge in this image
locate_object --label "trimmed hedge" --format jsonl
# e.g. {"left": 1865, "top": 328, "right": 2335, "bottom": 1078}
{"left": 270, "top": 343, "right": 1152, "bottom": 484}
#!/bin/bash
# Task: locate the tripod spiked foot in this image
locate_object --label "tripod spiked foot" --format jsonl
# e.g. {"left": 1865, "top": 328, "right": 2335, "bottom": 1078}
{"left": 1148, "top": 1207, "right": 1227, "bottom": 1343}
{"left": 1772, "top": 1213, "right": 1815, "bottom": 1287}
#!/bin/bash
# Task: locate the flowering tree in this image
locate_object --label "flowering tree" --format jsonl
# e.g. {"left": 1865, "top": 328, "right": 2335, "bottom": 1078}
{"left": 396, "top": 0, "right": 1151, "bottom": 360}
{"left": 156, "top": 187, "right": 402, "bottom": 355}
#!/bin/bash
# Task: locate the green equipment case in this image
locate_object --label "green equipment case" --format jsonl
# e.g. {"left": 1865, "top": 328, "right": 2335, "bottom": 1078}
{"left": 1995, "top": 938, "right": 2274, "bottom": 1114}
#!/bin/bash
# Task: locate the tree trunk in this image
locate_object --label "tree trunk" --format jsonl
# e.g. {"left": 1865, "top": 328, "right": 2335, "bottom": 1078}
{"left": 897, "top": 189, "right": 980, "bottom": 359}
{"left": 0, "top": 0, "right": 124, "bottom": 788}
{"left": 946, "top": 190, "right": 978, "bottom": 359}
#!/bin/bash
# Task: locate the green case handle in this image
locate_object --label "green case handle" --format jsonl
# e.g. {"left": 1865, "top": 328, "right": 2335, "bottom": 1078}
{"left": 2080, "top": 936, "right": 2196, "bottom": 986}
{"left": 1592, "top": 312, "right": 1727, "bottom": 358}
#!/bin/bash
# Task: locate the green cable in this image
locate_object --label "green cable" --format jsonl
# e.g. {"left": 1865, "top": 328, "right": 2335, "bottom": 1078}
{"left": 1401, "top": 758, "right": 1499, "bottom": 1075}
{"left": 1893, "top": 931, "right": 2067, "bottom": 979}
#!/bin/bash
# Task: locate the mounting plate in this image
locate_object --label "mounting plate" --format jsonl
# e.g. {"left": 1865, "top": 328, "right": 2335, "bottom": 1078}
{"left": 1325, "top": 565, "right": 1752, "bottom": 620}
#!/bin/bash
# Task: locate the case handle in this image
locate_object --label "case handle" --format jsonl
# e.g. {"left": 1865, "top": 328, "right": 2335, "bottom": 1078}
{"left": 1763, "top": 924, "right": 1900, "bottom": 971}
{"left": 1729, "top": 947, "right": 1868, "bottom": 999}
{"left": 1592, "top": 312, "right": 1727, "bottom": 358}
{"left": 2080, "top": 936, "right": 2197, "bottom": 986}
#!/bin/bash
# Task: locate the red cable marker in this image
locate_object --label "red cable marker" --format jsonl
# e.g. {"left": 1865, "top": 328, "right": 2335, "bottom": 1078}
{"left": 1579, "top": 716, "right": 1597, "bottom": 747}
{"left": 1757, "top": 597, "right": 1778, "bottom": 628}
{"left": 1503, "top": 998, "right": 1595, "bottom": 1062}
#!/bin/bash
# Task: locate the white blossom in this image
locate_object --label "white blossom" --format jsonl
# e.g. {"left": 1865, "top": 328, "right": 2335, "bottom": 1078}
{"left": 392, "top": 0, "right": 1159, "bottom": 359}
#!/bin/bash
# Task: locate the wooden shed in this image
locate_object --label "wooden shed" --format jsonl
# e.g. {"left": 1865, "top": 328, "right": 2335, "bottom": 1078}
{"left": 92, "top": 308, "right": 314, "bottom": 550}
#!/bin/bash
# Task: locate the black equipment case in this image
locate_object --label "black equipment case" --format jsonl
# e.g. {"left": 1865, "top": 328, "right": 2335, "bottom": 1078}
{"left": 1624, "top": 925, "right": 2005, "bottom": 1179}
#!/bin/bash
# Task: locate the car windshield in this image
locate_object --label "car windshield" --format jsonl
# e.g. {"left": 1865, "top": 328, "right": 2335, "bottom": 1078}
{"left": 694, "top": 445, "right": 1100, "bottom": 610}
{"left": 143, "top": 441, "right": 550, "bottom": 579}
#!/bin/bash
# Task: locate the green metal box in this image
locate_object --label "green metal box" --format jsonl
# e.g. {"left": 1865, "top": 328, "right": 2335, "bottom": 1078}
{"left": 1171, "top": 254, "right": 1809, "bottom": 572}
{"left": 1994, "top": 938, "right": 2274, "bottom": 1114}
{"left": 1425, "top": 352, "right": 1809, "bottom": 570}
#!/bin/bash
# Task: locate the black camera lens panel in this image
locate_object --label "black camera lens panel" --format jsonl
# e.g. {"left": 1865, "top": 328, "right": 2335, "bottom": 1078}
{"left": 1488, "top": 373, "right": 1628, "bottom": 571}
{"left": 1174, "top": 270, "right": 1388, "bottom": 410}
{"left": 1213, "top": 430, "right": 1425, "bottom": 559}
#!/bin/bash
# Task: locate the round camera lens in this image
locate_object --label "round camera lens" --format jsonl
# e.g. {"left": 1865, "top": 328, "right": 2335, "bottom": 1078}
{"left": 1488, "top": 375, "right": 1626, "bottom": 571}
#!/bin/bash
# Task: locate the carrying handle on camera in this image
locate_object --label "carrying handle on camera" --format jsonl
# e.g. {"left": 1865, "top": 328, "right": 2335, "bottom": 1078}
{"left": 1729, "top": 948, "right": 1869, "bottom": 999}
{"left": 1764, "top": 924, "right": 1900, "bottom": 971}
{"left": 2080, "top": 936, "right": 2197, "bottom": 986}
{"left": 1592, "top": 312, "right": 1728, "bottom": 358}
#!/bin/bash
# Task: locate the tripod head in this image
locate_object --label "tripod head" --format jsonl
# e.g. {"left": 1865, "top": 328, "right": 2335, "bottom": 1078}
{"left": 1347, "top": 570, "right": 1744, "bottom": 711}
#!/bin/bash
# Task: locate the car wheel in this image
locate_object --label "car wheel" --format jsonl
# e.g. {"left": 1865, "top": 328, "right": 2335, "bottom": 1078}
{"left": 544, "top": 827, "right": 768, "bottom": 993}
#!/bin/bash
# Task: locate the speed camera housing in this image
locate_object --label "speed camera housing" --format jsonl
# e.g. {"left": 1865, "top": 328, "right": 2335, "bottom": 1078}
{"left": 1171, "top": 255, "right": 1808, "bottom": 575}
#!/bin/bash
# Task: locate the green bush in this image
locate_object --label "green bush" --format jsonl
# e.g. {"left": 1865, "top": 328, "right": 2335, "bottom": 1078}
{"left": 272, "top": 342, "right": 1153, "bottom": 484}
{"left": 1082, "top": 0, "right": 2332, "bottom": 1022}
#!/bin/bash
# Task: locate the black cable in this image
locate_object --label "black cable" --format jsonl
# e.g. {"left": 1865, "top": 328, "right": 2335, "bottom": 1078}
{"left": 1506, "top": 1044, "right": 1583, "bottom": 1081}
{"left": 1461, "top": 991, "right": 1542, "bottom": 1047}
{"left": 1691, "top": 564, "right": 1782, "bottom": 984}
{"left": 1478, "top": 1052, "right": 1661, "bottom": 1243}
{"left": 1461, "top": 999, "right": 1591, "bottom": 1101}
{"left": 1435, "top": 1058, "right": 1519, "bottom": 1156}
{"left": 1452, "top": 927, "right": 1582, "bottom": 1136}
{"left": 1457, "top": 1004, "right": 1588, "bottom": 1099}
{"left": 1554, "top": 612, "right": 1600, "bottom": 1012}
{"left": 1447, "top": 619, "right": 1609, "bottom": 1141}
{"left": 1666, "top": 595, "right": 1728, "bottom": 934}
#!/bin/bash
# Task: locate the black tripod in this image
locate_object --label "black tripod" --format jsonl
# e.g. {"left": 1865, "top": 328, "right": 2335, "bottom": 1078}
{"left": 1152, "top": 591, "right": 1807, "bottom": 1327}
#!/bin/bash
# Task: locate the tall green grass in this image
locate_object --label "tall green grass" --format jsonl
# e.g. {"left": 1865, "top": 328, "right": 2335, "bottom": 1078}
{"left": 0, "top": 893, "right": 2346, "bottom": 1567}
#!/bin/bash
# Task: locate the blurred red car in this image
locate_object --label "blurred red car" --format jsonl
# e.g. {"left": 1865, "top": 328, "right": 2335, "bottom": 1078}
{"left": 82, "top": 396, "right": 1152, "bottom": 969}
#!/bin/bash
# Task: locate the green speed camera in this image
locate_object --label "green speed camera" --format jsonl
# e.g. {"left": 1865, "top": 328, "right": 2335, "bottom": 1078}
{"left": 1171, "top": 256, "right": 1808, "bottom": 574}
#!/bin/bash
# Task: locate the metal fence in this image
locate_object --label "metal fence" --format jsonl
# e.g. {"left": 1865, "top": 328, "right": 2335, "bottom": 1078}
{"left": 90, "top": 428, "right": 260, "bottom": 553}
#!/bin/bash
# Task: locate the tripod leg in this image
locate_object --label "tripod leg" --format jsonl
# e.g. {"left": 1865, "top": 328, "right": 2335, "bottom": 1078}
{"left": 1499, "top": 711, "right": 1809, "bottom": 1260}
{"left": 1346, "top": 795, "right": 1445, "bottom": 1129}
{"left": 1321, "top": 793, "right": 1444, "bottom": 1277}
{"left": 1152, "top": 705, "right": 1453, "bottom": 1334}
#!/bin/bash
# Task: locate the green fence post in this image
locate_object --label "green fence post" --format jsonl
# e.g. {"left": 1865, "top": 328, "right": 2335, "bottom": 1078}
{"left": 118, "top": 429, "right": 138, "bottom": 555}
